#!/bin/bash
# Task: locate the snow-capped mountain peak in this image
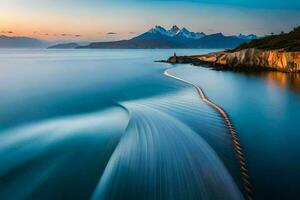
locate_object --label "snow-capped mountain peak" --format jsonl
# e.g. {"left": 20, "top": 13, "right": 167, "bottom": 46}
{"left": 177, "top": 27, "right": 206, "bottom": 39}
{"left": 195, "top": 32, "right": 206, "bottom": 39}
{"left": 238, "top": 34, "right": 258, "bottom": 40}
{"left": 149, "top": 26, "right": 168, "bottom": 35}
{"left": 168, "top": 25, "right": 180, "bottom": 36}
{"left": 146, "top": 25, "right": 206, "bottom": 40}
{"left": 181, "top": 27, "right": 189, "bottom": 32}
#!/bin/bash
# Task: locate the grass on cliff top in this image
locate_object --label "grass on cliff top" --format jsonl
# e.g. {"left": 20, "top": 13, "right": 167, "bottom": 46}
{"left": 233, "top": 26, "right": 300, "bottom": 52}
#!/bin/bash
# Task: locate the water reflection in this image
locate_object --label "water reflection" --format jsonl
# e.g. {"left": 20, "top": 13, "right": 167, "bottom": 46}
{"left": 236, "top": 71, "right": 300, "bottom": 92}
{"left": 170, "top": 65, "right": 300, "bottom": 200}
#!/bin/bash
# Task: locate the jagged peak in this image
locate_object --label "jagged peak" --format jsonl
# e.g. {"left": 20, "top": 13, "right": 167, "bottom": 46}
{"left": 170, "top": 25, "right": 180, "bottom": 31}
{"left": 180, "top": 27, "right": 190, "bottom": 33}
{"left": 168, "top": 25, "right": 180, "bottom": 36}
{"left": 210, "top": 33, "right": 224, "bottom": 37}
{"left": 154, "top": 25, "right": 165, "bottom": 29}
{"left": 145, "top": 25, "right": 206, "bottom": 39}
{"left": 148, "top": 25, "right": 168, "bottom": 34}
{"left": 238, "top": 33, "right": 258, "bottom": 40}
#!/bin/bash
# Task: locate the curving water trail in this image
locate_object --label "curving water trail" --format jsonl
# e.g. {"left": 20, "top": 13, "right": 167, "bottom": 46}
{"left": 164, "top": 68, "right": 253, "bottom": 200}
{"left": 92, "top": 98, "right": 243, "bottom": 200}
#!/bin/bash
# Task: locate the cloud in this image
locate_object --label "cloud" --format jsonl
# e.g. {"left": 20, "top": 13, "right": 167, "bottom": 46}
{"left": 61, "top": 33, "right": 71, "bottom": 36}
{"left": 60, "top": 33, "right": 81, "bottom": 37}
{"left": 1, "top": 31, "right": 13, "bottom": 34}
{"left": 107, "top": 32, "right": 117, "bottom": 35}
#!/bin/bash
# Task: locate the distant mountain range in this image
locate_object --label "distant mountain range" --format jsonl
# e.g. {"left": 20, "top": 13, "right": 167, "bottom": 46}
{"left": 133, "top": 25, "right": 206, "bottom": 41}
{"left": 0, "top": 25, "right": 258, "bottom": 49}
{"left": 0, "top": 35, "right": 47, "bottom": 48}
{"left": 48, "top": 42, "right": 80, "bottom": 49}
{"left": 238, "top": 34, "right": 258, "bottom": 40}
{"left": 55, "top": 25, "right": 257, "bottom": 49}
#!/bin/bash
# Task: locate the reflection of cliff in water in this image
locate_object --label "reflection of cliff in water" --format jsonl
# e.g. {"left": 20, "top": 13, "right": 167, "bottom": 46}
{"left": 238, "top": 71, "right": 300, "bottom": 92}
{"left": 267, "top": 72, "right": 300, "bottom": 92}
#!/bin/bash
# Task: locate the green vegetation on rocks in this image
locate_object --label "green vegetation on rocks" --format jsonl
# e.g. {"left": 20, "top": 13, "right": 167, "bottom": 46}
{"left": 234, "top": 27, "right": 300, "bottom": 52}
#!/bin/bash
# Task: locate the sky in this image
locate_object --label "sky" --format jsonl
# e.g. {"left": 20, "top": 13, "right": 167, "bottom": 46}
{"left": 0, "top": 0, "right": 300, "bottom": 41}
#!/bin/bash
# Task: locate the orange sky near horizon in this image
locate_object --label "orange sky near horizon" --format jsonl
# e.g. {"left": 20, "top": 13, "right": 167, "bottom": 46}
{"left": 0, "top": 1, "right": 145, "bottom": 41}
{"left": 0, "top": 13, "right": 136, "bottom": 41}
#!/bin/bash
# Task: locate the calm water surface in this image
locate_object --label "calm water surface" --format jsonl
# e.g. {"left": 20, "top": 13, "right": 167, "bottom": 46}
{"left": 0, "top": 49, "right": 299, "bottom": 200}
{"left": 171, "top": 65, "right": 300, "bottom": 200}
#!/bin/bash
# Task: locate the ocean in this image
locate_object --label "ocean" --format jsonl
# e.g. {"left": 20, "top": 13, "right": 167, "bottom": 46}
{"left": 0, "top": 49, "right": 299, "bottom": 200}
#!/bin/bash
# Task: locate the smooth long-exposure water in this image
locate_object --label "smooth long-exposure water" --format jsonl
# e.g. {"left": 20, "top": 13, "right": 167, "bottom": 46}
{"left": 0, "top": 49, "right": 299, "bottom": 200}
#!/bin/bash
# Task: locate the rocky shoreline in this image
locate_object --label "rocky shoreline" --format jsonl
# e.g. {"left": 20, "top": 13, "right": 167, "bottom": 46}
{"left": 165, "top": 48, "right": 300, "bottom": 73}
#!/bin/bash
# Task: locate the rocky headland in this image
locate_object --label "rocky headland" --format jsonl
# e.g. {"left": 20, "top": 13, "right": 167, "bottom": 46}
{"left": 167, "top": 49, "right": 300, "bottom": 72}
{"left": 166, "top": 27, "right": 300, "bottom": 73}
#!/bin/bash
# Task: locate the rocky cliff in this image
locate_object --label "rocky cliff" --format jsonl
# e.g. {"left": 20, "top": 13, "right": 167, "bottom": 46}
{"left": 167, "top": 48, "right": 300, "bottom": 73}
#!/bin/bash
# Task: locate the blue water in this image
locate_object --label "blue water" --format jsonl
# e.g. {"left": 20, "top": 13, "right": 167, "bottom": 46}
{"left": 0, "top": 49, "right": 299, "bottom": 200}
{"left": 171, "top": 66, "right": 300, "bottom": 200}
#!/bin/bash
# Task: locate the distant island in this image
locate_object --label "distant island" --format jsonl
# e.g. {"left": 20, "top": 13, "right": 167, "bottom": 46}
{"left": 48, "top": 25, "right": 257, "bottom": 49}
{"left": 165, "top": 27, "right": 300, "bottom": 73}
{"left": 0, "top": 35, "right": 47, "bottom": 48}
{"left": 48, "top": 42, "right": 80, "bottom": 49}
